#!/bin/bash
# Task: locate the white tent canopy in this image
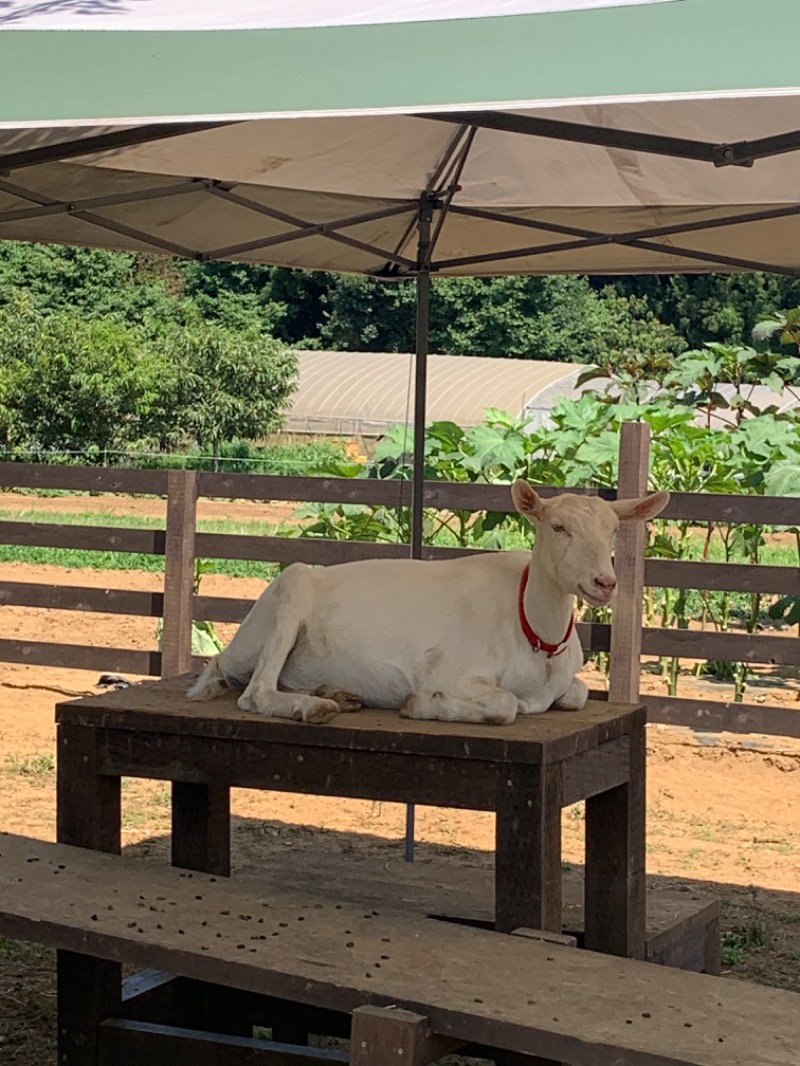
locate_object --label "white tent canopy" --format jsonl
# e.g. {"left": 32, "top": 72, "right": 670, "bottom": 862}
{"left": 1, "top": 0, "right": 800, "bottom": 278}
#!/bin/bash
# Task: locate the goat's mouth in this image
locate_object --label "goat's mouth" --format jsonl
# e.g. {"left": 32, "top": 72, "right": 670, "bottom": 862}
{"left": 577, "top": 584, "right": 616, "bottom": 607}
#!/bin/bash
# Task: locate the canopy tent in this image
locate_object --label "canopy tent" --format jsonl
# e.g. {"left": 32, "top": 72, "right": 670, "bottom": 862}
{"left": 2, "top": 0, "right": 800, "bottom": 281}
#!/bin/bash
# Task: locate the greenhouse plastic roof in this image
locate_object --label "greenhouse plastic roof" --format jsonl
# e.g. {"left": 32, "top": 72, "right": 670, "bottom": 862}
{"left": 286, "top": 351, "right": 583, "bottom": 435}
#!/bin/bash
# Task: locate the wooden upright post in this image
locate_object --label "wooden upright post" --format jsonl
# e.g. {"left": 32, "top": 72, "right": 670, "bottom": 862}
{"left": 161, "top": 468, "right": 198, "bottom": 678}
{"left": 608, "top": 421, "right": 651, "bottom": 704}
{"left": 584, "top": 421, "right": 651, "bottom": 961}
{"left": 57, "top": 724, "right": 122, "bottom": 1065}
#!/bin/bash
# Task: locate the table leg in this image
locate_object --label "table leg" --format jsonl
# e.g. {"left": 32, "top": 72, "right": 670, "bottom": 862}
{"left": 495, "top": 763, "right": 563, "bottom": 935}
{"left": 171, "top": 782, "right": 236, "bottom": 1033}
{"left": 56, "top": 724, "right": 122, "bottom": 1066}
{"left": 584, "top": 724, "right": 646, "bottom": 959}
{"left": 171, "top": 781, "right": 231, "bottom": 877}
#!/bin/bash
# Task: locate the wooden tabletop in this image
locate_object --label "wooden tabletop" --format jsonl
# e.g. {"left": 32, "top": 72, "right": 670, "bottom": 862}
{"left": 1, "top": 833, "right": 796, "bottom": 1066}
{"left": 56, "top": 675, "right": 644, "bottom": 764}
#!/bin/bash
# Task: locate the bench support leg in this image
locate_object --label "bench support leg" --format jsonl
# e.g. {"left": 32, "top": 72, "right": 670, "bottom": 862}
{"left": 495, "top": 763, "right": 563, "bottom": 935}
{"left": 350, "top": 1006, "right": 462, "bottom": 1066}
{"left": 56, "top": 724, "right": 122, "bottom": 1066}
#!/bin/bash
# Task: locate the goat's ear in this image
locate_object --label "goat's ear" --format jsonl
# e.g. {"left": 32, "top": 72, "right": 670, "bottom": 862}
{"left": 512, "top": 479, "right": 546, "bottom": 521}
{"left": 610, "top": 490, "right": 670, "bottom": 522}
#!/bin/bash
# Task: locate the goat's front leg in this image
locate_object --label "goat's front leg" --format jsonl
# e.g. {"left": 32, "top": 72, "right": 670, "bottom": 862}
{"left": 401, "top": 681, "right": 520, "bottom": 726}
{"left": 313, "top": 685, "right": 362, "bottom": 712}
{"left": 235, "top": 565, "right": 339, "bottom": 724}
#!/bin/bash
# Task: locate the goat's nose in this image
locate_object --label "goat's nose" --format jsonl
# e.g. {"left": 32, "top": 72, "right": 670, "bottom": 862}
{"left": 594, "top": 574, "right": 617, "bottom": 592}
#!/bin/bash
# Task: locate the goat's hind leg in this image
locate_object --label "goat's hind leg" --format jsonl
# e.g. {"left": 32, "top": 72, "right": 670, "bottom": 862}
{"left": 235, "top": 565, "right": 339, "bottom": 724}
{"left": 402, "top": 680, "right": 519, "bottom": 726}
{"left": 550, "top": 676, "right": 588, "bottom": 711}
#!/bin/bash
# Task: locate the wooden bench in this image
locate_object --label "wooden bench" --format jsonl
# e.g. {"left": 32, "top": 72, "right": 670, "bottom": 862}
{"left": 236, "top": 848, "right": 721, "bottom": 975}
{"left": 1, "top": 833, "right": 797, "bottom": 1066}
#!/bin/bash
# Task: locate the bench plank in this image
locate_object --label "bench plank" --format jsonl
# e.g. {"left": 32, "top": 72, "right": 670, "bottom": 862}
{"left": 234, "top": 848, "right": 719, "bottom": 970}
{"left": 0, "top": 834, "right": 795, "bottom": 1066}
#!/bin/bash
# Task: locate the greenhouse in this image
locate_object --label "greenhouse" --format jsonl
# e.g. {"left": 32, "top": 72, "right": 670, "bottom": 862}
{"left": 286, "top": 350, "right": 798, "bottom": 438}
{"left": 285, "top": 350, "right": 584, "bottom": 438}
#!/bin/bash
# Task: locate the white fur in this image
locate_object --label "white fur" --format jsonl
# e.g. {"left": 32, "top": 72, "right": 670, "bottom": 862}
{"left": 187, "top": 482, "right": 668, "bottom": 725}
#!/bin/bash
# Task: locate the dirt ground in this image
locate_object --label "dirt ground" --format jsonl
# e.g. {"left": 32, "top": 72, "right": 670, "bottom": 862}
{"left": 1, "top": 491, "right": 800, "bottom": 1062}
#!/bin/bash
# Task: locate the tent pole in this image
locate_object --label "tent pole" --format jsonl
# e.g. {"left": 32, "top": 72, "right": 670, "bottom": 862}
{"left": 405, "top": 196, "right": 435, "bottom": 863}
{"left": 411, "top": 214, "right": 433, "bottom": 558}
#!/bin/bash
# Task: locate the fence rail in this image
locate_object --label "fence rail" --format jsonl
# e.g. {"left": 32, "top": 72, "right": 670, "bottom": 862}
{"left": 0, "top": 451, "right": 798, "bottom": 739}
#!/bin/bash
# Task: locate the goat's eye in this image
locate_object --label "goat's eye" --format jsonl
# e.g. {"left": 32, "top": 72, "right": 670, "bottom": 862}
{"left": 552, "top": 524, "right": 568, "bottom": 534}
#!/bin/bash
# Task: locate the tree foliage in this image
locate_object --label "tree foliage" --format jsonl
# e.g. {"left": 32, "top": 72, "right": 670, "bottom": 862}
{"left": 6, "top": 239, "right": 800, "bottom": 366}
{"left": 0, "top": 292, "right": 297, "bottom": 458}
{"left": 0, "top": 298, "right": 169, "bottom": 454}
{"left": 4, "top": 237, "right": 800, "bottom": 461}
{"left": 166, "top": 322, "right": 297, "bottom": 455}
{"left": 318, "top": 274, "right": 684, "bottom": 362}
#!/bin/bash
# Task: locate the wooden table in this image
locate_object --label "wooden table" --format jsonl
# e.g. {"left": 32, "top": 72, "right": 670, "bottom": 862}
{"left": 54, "top": 676, "right": 646, "bottom": 1063}
{"left": 56, "top": 675, "right": 646, "bottom": 952}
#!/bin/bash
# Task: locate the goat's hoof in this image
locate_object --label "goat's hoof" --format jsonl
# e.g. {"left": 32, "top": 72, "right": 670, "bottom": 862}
{"left": 303, "top": 699, "right": 340, "bottom": 725}
{"left": 551, "top": 678, "right": 588, "bottom": 712}
{"left": 314, "top": 686, "right": 362, "bottom": 713}
{"left": 399, "top": 696, "right": 420, "bottom": 719}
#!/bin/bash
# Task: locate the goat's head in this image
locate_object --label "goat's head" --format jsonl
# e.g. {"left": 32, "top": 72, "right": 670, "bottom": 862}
{"left": 511, "top": 481, "right": 669, "bottom": 607}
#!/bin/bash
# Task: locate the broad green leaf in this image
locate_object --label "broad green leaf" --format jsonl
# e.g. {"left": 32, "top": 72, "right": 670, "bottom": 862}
{"left": 576, "top": 366, "right": 610, "bottom": 387}
{"left": 752, "top": 317, "right": 784, "bottom": 343}
{"left": 763, "top": 461, "right": 800, "bottom": 497}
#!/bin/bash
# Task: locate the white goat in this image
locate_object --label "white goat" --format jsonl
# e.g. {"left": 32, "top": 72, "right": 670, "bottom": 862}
{"left": 187, "top": 481, "right": 668, "bottom": 726}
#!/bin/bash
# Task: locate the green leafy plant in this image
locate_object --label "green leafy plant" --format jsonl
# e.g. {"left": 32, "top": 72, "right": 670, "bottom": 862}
{"left": 156, "top": 558, "right": 224, "bottom": 657}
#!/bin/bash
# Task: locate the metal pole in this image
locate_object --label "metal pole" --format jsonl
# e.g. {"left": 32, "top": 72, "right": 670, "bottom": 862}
{"left": 405, "top": 196, "right": 435, "bottom": 862}
{"left": 410, "top": 196, "right": 434, "bottom": 559}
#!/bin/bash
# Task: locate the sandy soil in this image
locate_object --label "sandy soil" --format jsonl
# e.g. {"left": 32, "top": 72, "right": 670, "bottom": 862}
{"left": 1, "top": 492, "right": 799, "bottom": 1062}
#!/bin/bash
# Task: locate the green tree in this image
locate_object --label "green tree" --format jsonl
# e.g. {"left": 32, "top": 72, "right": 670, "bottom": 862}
{"left": 0, "top": 241, "right": 194, "bottom": 328}
{"left": 320, "top": 274, "right": 683, "bottom": 362}
{"left": 601, "top": 272, "right": 800, "bottom": 349}
{"left": 179, "top": 260, "right": 283, "bottom": 333}
{"left": 0, "top": 298, "right": 170, "bottom": 455}
{"left": 166, "top": 323, "right": 298, "bottom": 458}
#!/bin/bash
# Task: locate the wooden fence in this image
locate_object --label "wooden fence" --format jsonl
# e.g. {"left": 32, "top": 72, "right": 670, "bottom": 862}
{"left": 1, "top": 424, "right": 799, "bottom": 739}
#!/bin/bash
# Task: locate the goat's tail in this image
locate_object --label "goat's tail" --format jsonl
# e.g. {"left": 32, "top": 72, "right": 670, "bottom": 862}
{"left": 186, "top": 655, "right": 227, "bottom": 701}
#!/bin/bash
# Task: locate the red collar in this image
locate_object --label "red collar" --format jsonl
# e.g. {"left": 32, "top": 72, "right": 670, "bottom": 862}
{"left": 518, "top": 564, "right": 574, "bottom": 658}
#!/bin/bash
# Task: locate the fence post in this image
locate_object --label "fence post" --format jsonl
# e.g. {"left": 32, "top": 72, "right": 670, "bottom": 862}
{"left": 161, "top": 469, "right": 198, "bottom": 678}
{"left": 609, "top": 422, "right": 651, "bottom": 704}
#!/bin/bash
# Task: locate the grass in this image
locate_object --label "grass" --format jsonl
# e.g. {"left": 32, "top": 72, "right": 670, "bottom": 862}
{"left": 121, "top": 784, "right": 173, "bottom": 831}
{"left": 0, "top": 507, "right": 289, "bottom": 579}
{"left": 3, "top": 752, "right": 56, "bottom": 778}
{"left": 0, "top": 936, "right": 54, "bottom": 966}
{"left": 721, "top": 918, "right": 774, "bottom": 967}
{"left": 0, "top": 935, "right": 56, "bottom": 1065}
